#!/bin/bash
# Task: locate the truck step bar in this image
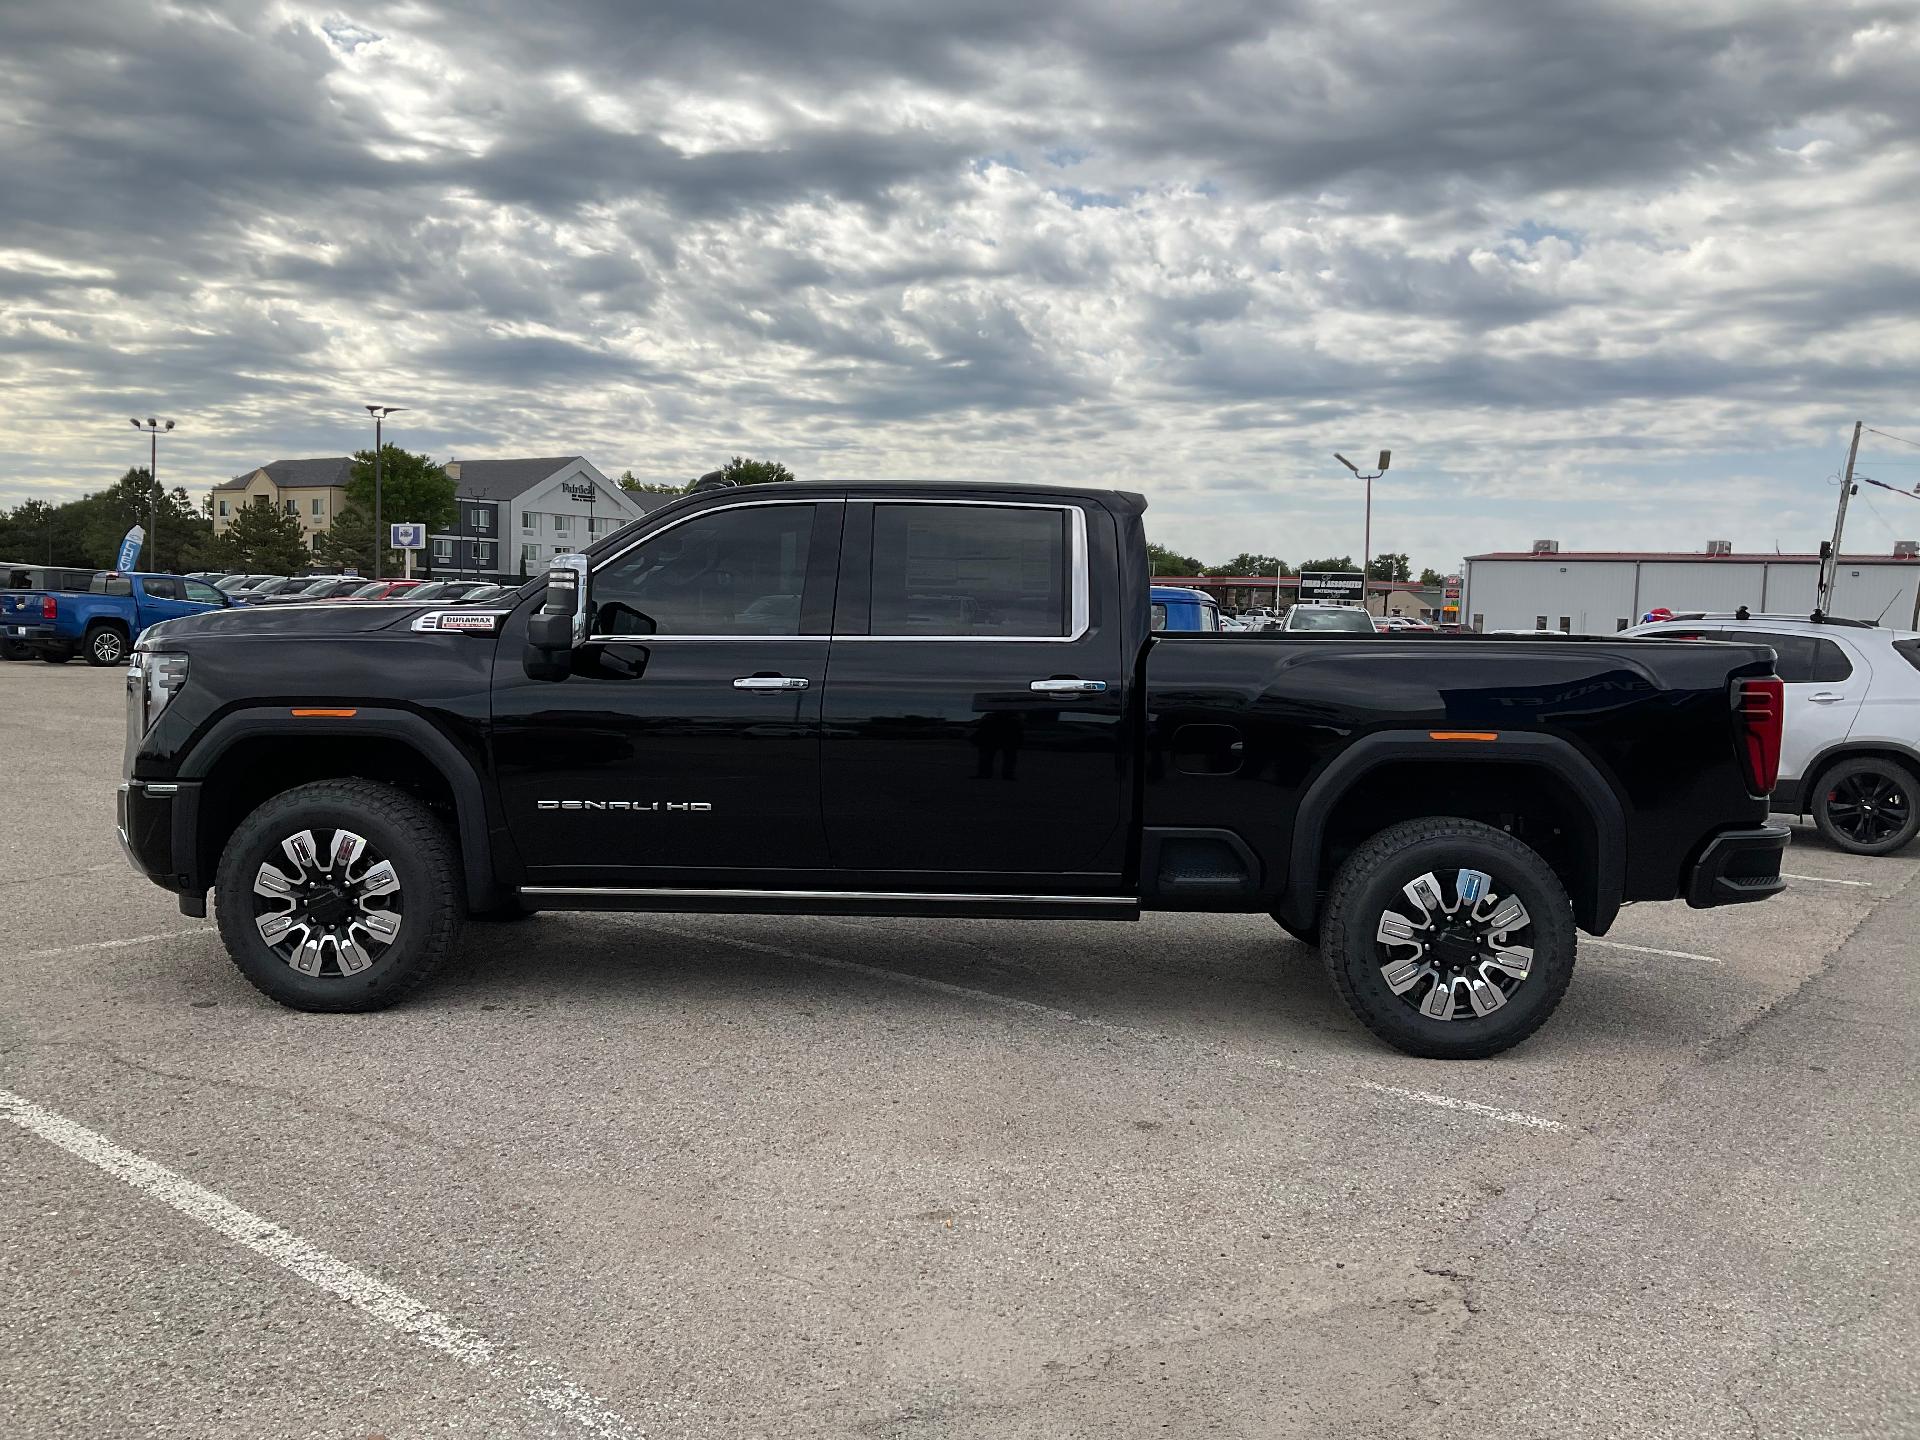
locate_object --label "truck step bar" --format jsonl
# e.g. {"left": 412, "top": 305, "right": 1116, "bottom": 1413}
{"left": 516, "top": 886, "right": 1141, "bottom": 921}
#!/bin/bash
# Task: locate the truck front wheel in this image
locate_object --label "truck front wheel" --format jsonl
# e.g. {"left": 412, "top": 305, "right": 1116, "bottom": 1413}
{"left": 1319, "top": 817, "right": 1576, "bottom": 1060}
{"left": 214, "top": 779, "right": 464, "bottom": 1012}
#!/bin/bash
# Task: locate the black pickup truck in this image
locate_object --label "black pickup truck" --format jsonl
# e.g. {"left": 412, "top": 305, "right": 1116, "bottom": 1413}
{"left": 120, "top": 481, "right": 1789, "bottom": 1058}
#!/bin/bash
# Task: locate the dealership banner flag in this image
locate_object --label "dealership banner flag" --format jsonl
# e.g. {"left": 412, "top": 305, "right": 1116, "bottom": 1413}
{"left": 116, "top": 526, "right": 145, "bottom": 572}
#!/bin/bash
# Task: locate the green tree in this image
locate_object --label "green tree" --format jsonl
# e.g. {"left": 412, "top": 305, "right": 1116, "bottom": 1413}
{"left": 75, "top": 467, "right": 215, "bottom": 571}
{"left": 1418, "top": 567, "right": 1445, "bottom": 587}
{"left": 0, "top": 499, "right": 60, "bottom": 563}
{"left": 617, "top": 469, "right": 688, "bottom": 496}
{"left": 1146, "top": 542, "right": 1204, "bottom": 576}
{"left": 1297, "top": 555, "right": 1356, "bottom": 573}
{"left": 219, "top": 497, "right": 312, "bottom": 573}
{"left": 1206, "top": 553, "right": 1288, "bottom": 577}
{"left": 714, "top": 456, "right": 794, "bottom": 486}
{"left": 1368, "top": 552, "right": 1412, "bottom": 583}
{"left": 311, "top": 502, "right": 378, "bottom": 575}
{"left": 347, "top": 446, "right": 456, "bottom": 534}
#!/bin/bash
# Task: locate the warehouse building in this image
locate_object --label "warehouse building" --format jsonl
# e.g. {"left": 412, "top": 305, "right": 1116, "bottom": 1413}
{"left": 1462, "top": 541, "right": 1920, "bottom": 633}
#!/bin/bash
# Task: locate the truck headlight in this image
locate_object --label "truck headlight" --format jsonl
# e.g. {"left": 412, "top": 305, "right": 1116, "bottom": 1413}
{"left": 137, "top": 651, "right": 189, "bottom": 732}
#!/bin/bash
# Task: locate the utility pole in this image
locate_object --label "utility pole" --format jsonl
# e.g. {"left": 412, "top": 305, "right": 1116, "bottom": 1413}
{"left": 364, "top": 405, "right": 405, "bottom": 579}
{"left": 1816, "top": 421, "right": 1863, "bottom": 616}
{"left": 1335, "top": 449, "right": 1392, "bottom": 614}
{"left": 129, "top": 418, "right": 174, "bottom": 570}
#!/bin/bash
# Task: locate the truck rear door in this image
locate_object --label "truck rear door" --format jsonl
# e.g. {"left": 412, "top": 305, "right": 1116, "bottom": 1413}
{"left": 818, "top": 497, "right": 1131, "bottom": 886}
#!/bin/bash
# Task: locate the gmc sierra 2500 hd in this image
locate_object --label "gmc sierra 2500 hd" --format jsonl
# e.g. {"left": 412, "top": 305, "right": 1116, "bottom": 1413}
{"left": 119, "top": 481, "right": 1789, "bottom": 1058}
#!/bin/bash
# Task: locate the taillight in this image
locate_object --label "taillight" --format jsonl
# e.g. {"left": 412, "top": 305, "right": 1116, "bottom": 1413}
{"left": 1735, "top": 676, "right": 1783, "bottom": 796}
{"left": 40, "top": 594, "right": 56, "bottom": 620}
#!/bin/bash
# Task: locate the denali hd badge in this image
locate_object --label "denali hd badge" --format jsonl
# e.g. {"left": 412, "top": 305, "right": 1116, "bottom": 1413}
{"left": 537, "top": 800, "right": 713, "bottom": 811}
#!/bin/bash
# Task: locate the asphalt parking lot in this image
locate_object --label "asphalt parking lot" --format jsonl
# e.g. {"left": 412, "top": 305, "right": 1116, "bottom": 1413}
{"left": 3, "top": 661, "right": 1916, "bottom": 1439}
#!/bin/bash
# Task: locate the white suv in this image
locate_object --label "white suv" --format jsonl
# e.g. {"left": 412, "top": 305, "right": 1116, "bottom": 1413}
{"left": 1627, "top": 613, "right": 1920, "bottom": 855}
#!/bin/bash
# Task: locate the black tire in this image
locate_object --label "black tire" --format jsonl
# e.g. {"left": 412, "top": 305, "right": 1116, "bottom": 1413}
{"left": 39, "top": 649, "right": 71, "bottom": 664}
{"left": 1270, "top": 913, "right": 1320, "bottom": 947}
{"left": 0, "top": 637, "right": 26, "bottom": 661}
{"left": 215, "top": 779, "right": 463, "bottom": 1012}
{"left": 83, "top": 623, "right": 128, "bottom": 666}
{"left": 1320, "top": 817, "right": 1577, "bottom": 1060}
{"left": 1811, "top": 757, "right": 1919, "bottom": 856}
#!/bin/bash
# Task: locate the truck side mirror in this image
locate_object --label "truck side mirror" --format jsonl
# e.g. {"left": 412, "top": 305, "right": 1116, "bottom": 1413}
{"left": 523, "top": 555, "right": 590, "bottom": 680}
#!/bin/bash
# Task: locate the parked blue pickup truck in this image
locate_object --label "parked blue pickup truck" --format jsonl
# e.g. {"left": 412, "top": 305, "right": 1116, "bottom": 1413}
{"left": 1, "top": 572, "right": 236, "bottom": 665}
{"left": 1149, "top": 584, "right": 1224, "bottom": 632}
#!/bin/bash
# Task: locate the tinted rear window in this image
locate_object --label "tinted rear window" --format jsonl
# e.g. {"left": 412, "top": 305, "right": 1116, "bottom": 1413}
{"left": 1894, "top": 639, "right": 1920, "bottom": 674}
{"left": 870, "top": 504, "right": 1069, "bottom": 637}
{"left": 1745, "top": 631, "right": 1853, "bottom": 684}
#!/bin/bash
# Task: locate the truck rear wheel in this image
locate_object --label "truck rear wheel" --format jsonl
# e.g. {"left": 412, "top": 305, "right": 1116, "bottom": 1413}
{"left": 83, "top": 623, "right": 128, "bottom": 666}
{"left": 214, "top": 779, "right": 464, "bottom": 1012}
{"left": 1319, "top": 817, "right": 1576, "bottom": 1060}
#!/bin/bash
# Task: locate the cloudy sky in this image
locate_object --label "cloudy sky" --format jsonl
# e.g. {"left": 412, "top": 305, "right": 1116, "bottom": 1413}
{"left": 3, "top": 0, "right": 1919, "bottom": 572}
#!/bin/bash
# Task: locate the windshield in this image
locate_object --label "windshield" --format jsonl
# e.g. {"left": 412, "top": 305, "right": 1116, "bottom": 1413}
{"left": 1287, "top": 607, "right": 1377, "bottom": 633}
{"left": 348, "top": 581, "right": 387, "bottom": 598}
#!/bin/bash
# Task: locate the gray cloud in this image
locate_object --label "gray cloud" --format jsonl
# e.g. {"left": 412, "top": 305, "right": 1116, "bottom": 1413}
{"left": 1, "top": 0, "right": 1918, "bottom": 570}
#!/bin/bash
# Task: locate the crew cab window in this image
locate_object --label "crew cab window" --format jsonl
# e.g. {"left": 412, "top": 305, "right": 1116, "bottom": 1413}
{"left": 183, "top": 579, "right": 224, "bottom": 604}
{"left": 869, "top": 503, "right": 1068, "bottom": 637}
{"left": 1150, "top": 602, "right": 1168, "bottom": 632}
{"left": 590, "top": 504, "right": 813, "bottom": 637}
{"left": 143, "top": 577, "right": 182, "bottom": 601}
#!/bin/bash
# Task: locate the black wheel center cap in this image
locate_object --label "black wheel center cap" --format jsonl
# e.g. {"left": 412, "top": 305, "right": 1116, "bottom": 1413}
{"left": 305, "top": 887, "right": 353, "bottom": 927}
{"left": 1431, "top": 928, "right": 1483, "bottom": 971}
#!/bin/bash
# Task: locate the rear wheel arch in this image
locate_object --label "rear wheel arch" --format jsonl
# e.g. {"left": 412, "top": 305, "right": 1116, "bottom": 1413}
{"left": 176, "top": 709, "right": 511, "bottom": 909}
{"left": 1283, "top": 733, "right": 1625, "bottom": 936}
{"left": 1791, "top": 744, "right": 1920, "bottom": 815}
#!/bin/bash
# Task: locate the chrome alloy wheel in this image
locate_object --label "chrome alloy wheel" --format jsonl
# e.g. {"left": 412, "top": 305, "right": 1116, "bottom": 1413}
{"left": 251, "top": 828, "right": 402, "bottom": 977}
{"left": 1374, "top": 868, "right": 1534, "bottom": 1021}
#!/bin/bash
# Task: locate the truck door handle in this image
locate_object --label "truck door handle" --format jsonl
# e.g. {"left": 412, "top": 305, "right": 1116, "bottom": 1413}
{"left": 1029, "top": 679, "right": 1108, "bottom": 694}
{"left": 733, "top": 675, "right": 809, "bottom": 691}
{"left": 1807, "top": 691, "right": 1844, "bottom": 704}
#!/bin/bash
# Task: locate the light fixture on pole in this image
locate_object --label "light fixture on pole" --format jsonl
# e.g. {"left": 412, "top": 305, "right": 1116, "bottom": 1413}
{"left": 1334, "top": 449, "right": 1392, "bottom": 612}
{"left": 364, "top": 405, "right": 405, "bottom": 579}
{"left": 130, "top": 418, "right": 175, "bottom": 570}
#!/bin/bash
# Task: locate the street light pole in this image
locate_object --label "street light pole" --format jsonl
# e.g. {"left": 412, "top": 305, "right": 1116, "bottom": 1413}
{"left": 129, "top": 418, "right": 175, "bottom": 570}
{"left": 364, "top": 405, "right": 405, "bottom": 579}
{"left": 1334, "top": 449, "right": 1392, "bottom": 613}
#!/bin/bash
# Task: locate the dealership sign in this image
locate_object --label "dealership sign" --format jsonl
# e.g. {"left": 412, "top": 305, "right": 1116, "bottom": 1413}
{"left": 1297, "top": 570, "right": 1365, "bottom": 604}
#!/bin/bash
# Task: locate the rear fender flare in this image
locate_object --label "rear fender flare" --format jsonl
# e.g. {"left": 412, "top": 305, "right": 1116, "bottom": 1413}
{"left": 1283, "top": 730, "right": 1627, "bottom": 934}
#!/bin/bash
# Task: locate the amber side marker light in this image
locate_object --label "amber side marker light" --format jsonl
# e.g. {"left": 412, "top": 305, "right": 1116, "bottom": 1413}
{"left": 1429, "top": 730, "right": 1498, "bottom": 741}
{"left": 290, "top": 708, "right": 358, "bottom": 718}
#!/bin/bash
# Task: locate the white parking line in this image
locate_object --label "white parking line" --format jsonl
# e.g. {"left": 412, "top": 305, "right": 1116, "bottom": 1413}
{"left": 1585, "top": 938, "right": 1724, "bottom": 965}
{"left": 0, "top": 1088, "right": 643, "bottom": 1440}
{"left": 1780, "top": 872, "right": 1873, "bottom": 887}
{"left": 639, "top": 922, "right": 1567, "bottom": 1133}
{"left": 16, "top": 927, "right": 215, "bottom": 961}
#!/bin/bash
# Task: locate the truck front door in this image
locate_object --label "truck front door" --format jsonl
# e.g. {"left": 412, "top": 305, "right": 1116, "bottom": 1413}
{"left": 490, "top": 499, "right": 843, "bottom": 887}
{"left": 819, "top": 498, "right": 1130, "bottom": 888}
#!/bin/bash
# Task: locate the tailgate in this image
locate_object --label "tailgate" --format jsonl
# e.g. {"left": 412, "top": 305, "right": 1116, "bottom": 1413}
{"left": 1, "top": 591, "right": 48, "bottom": 622}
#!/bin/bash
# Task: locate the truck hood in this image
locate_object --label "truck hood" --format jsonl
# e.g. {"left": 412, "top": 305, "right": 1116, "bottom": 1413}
{"left": 138, "top": 601, "right": 471, "bottom": 647}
